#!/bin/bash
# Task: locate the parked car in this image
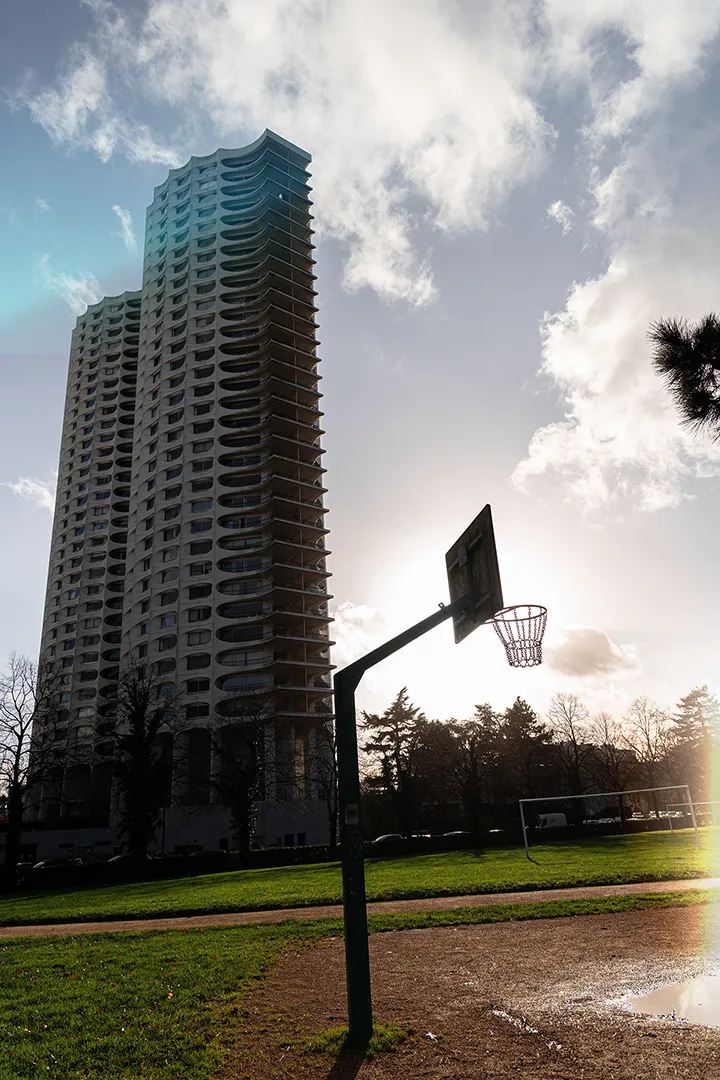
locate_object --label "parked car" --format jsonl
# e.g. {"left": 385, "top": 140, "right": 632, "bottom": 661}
{"left": 442, "top": 831, "right": 472, "bottom": 838}
{"left": 372, "top": 833, "right": 404, "bottom": 845}
{"left": 107, "top": 853, "right": 153, "bottom": 864}
{"left": 32, "top": 858, "right": 83, "bottom": 871}
{"left": 536, "top": 813, "right": 568, "bottom": 829}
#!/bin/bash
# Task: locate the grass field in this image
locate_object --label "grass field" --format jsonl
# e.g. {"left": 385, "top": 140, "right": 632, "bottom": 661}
{"left": 0, "top": 830, "right": 716, "bottom": 927}
{"left": 0, "top": 889, "right": 717, "bottom": 1079}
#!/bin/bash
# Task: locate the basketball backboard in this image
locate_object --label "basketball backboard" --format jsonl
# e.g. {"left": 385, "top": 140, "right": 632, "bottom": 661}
{"left": 445, "top": 504, "right": 503, "bottom": 644}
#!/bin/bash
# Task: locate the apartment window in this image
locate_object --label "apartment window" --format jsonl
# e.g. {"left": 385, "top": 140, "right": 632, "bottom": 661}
{"left": 186, "top": 653, "right": 210, "bottom": 669}
{"left": 160, "top": 614, "right": 177, "bottom": 628}
{"left": 189, "top": 540, "right": 212, "bottom": 555}
{"left": 190, "top": 519, "right": 212, "bottom": 533}
{"left": 162, "top": 547, "right": 178, "bottom": 562}
{"left": 187, "top": 630, "right": 210, "bottom": 645}
{"left": 186, "top": 678, "right": 210, "bottom": 694}
{"left": 187, "top": 608, "right": 211, "bottom": 623}
{"left": 159, "top": 591, "right": 177, "bottom": 606}
{"left": 185, "top": 703, "right": 210, "bottom": 720}
{"left": 192, "top": 459, "right": 212, "bottom": 472}
{"left": 189, "top": 561, "right": 211, "bottom": 575}
{"left": 158, "top": 635, "right": 176, "bottom": 652}
{"left": 164, "top": 506, "right": 180, "bottom": 520}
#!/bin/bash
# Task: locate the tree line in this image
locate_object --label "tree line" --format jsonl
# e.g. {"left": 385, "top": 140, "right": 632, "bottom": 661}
{"left": 2, "top": 648, "right": 717, "bottom": 866}
{"left": 0, "top": 653, "right": 336, "bottom": 869}
{"left": 359, "top": 685, "right": 719, "bottom": 837}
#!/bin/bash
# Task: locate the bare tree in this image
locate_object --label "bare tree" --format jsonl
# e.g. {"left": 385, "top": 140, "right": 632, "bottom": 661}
{"left": 209, "top": 695, "right": 268, "bottom": 854}
{"left": 587, "top": 711, "right": 639, "bottom": 819}
{"left": 307, "top": 717, "right": 339, "bottom": 851}
{"left": 547, "top": 693, "right": 591, "bottom": 797}
{"left": 622, "top": 697, "right": 671, "bottom": 815}
{"left": 0, "top": 654, "right": 64, "bottom": 868}
{"left": 111, "top": 662, "right": 181, "bottom": 865}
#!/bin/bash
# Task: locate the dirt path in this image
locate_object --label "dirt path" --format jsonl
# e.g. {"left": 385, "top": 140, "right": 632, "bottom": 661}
{"left": 1, "top": 876, "right": 718, "bottom": 938}
{"left": 220, "top": 903, "right": 720, "bottom": 1079}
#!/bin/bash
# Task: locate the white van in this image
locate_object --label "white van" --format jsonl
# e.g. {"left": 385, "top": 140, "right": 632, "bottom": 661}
{"left": 536, "top": 813, "right": 568, "bottom": 829}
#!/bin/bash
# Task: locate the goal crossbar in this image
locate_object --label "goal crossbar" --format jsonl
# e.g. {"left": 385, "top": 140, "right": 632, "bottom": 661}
{"left": 518, "top": 784, "right": 698, "bottom": 859}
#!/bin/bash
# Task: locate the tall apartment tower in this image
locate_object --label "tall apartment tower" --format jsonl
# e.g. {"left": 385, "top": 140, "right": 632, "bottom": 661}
{"left": 38, "top": 290, "right": 141, "bottom": 820}
{"left": 37, "top": 131, "right": 334, "bottom": 849}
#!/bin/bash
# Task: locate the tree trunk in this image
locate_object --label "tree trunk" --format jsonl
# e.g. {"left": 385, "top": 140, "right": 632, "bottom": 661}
{"left": 4, "top": 785, "right": 24, "bottom": 869}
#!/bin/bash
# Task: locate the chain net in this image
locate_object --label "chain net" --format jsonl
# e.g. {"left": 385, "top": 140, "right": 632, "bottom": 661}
{"left": 491, "top": 604, "right": 547, "bottom": 668}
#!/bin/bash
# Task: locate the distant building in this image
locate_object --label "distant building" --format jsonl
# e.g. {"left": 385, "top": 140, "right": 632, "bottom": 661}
{"left": 34, "top": 131, "right": 334, "bottom": 851}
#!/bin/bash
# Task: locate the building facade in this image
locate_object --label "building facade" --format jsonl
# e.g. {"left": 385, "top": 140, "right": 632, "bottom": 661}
{"left": 36, "top": 131, "right": 334, "bottom": 850}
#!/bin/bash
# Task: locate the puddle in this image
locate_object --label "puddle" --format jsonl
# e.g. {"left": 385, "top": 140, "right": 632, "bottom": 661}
{"left": 628, "top": 975, "right": 720, "bottom": 1026}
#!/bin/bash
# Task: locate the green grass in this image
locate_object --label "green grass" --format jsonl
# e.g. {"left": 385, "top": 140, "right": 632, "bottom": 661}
{"left": 303, "top": 1021, "right": 413, "bottom": 1057}
{"left": 0, "top": 830, "right": 717, "bottom": 927}
{"left": 0, "top": 888, "right": 716, "bottom": 1079}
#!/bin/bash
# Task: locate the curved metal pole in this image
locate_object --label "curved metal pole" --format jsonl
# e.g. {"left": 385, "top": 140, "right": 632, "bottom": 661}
{"left": 334, "top": 598, "right": 468, "bottom": 1044}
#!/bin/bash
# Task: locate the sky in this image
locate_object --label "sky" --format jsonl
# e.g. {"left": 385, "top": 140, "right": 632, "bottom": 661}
{"left": 2, "top": 0, "right": 720, "bottom": 724}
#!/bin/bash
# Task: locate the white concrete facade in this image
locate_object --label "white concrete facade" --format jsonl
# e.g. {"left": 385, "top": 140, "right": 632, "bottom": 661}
{"left": 36, "top": 131, "right": 334, "bottom": 851}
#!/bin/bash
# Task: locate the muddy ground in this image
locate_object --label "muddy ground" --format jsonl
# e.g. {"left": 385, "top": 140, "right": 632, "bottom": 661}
{"left": 220, "top": 904, "right": 720, "bottom": 1079}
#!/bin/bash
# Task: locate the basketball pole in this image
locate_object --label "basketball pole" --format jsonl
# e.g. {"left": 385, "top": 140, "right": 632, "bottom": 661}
{"left": 334, "top": 596, "right": 469, "bottom": 1045}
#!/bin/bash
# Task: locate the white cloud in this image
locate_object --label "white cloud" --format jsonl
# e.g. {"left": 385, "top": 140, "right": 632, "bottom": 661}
{"left": 545, "top": 625, "right": 639, "bottom": 677}
{"left": 515, "top": 4, "right": 720, "bottom": 512}
{"left": 546, "top": 199, "right": 574, "bottom": 234}
{"left": 111, "top": 203, "right": 137, "bottom": 253}
{"left": 16, "top": 0, "right": 554, "bottom": 304}
{"left": 38, "top": 253, "right": 102, "bottom": 316}
{"left": 15, "top": 0, "right": 720, "bottom": 510}
{"left": 1, "top": 475, "right": 56, "bottom": 513}
{"left": 35, "top": 197, "right": 50, "bottom": 213}
{"left": 11, "top": 49, "right": 180, "bottom": 167}
{"left": 330, "top": 601, "right": 392, "bottom": 670}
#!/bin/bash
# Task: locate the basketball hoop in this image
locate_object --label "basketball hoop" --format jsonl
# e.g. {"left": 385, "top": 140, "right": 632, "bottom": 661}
{"left": 491, "top": 604, "right": 547, "bottom": 668}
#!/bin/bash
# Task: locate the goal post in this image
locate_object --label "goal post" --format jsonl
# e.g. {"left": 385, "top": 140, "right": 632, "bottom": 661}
{"left": 518, "top": 784, "right": 699, "bottom": 859}
{"left": 666, "top": 800, "right": 720, "bottom": 832}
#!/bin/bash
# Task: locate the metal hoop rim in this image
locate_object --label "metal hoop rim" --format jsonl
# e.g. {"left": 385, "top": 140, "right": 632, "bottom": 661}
{"left": 491, "top": 603, "right": 548, "bottom": 624}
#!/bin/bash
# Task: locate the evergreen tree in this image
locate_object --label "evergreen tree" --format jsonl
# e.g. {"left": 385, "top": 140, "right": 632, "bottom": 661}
{"left": 668, "top": 685, "right": 720, "bottom": 799}
{"left": 449, "top": 704, "right": 501, "bottom": 832}
{"left": 362, "top": 688, "right": 427, "bottom": 836}
{"left": 498, "top": 697, "right": 552, "bottom": 800}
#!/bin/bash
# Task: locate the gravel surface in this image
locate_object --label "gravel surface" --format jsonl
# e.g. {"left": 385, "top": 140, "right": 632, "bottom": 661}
{"left": 1, "top": 876, "right": 718, "bottom": 938}
{"left": 220, "top": 904, "right": 720, "bottom": 1079}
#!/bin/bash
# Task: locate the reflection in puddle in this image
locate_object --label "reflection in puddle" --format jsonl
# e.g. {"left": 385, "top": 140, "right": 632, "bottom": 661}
{"left": 628, "top": 975, "right": 720, "bottom": 1026}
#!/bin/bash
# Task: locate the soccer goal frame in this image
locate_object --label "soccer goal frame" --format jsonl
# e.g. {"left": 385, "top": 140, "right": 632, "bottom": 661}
{"left": 666, "top": 800, "right": 720, "bottom": 832}
{"left": 518, "top": 784, "right": 699, "bottom": 860}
